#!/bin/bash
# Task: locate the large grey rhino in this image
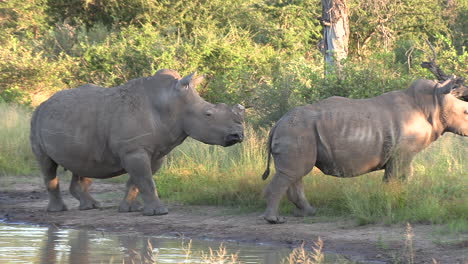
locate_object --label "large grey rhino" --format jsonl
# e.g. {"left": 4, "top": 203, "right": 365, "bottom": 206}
{"left": 261, "top": 78, "right": 468, "bottom": 224}
{"left": 30, "top": 69, "right": 245, "bottom": 215}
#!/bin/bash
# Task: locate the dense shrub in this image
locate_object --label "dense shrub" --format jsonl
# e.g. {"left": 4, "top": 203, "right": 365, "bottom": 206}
{"left": 0, "top": 0, "right": 466, "bottom": 125}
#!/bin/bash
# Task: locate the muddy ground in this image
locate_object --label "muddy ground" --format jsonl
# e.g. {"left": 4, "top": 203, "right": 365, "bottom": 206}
{"left": 0, "top": 176, "right": 466, "bottom": 264}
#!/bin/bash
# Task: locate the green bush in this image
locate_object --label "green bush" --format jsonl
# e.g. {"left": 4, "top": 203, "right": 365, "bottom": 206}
{"left": 2, "top": 0, "right": 465, "bottom": 122}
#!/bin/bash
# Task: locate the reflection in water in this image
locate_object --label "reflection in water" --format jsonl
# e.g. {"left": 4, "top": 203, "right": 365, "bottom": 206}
{"left": 68, "top": 229, "right": 90, "bottom": 264}
{"left": 119, "top": 235, "right": 157, "bottom": 264}
{"left": 0, "top": 223, "right": 290, "bottom": 264}
{"left": 40, "top": 225, "right": 58, "bottom": 264}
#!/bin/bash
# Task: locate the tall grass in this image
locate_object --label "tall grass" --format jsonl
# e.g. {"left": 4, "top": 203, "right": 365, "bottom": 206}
{"left": 157, "top": 125, "right": 269, "bottom": 210}
{"left": 0, "top": 103, "right": 36, "bottom": 175}
{"left": 1, "top": 102, "right": 467, "bottom": 229}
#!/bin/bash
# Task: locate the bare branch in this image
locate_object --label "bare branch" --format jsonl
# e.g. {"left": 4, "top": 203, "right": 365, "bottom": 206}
{"left": 420, "top": 61, "right": 451, "bottom": 82}
{"left": 425, "top": 39, "right": 437, "bottom": 62}
{"left": 421, "top": 39, "right": 451, "bottom": 82}
{"left": 420, "top": 40, "right": 466, "bottom": 101}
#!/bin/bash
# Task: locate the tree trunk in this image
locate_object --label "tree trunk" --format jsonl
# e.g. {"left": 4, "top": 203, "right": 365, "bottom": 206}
{"left": 320, "top": 0, "right": 349, "bottom": 76}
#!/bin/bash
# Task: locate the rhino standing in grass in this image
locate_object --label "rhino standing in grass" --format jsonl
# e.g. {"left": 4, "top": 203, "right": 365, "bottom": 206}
{"left": 261, "top": 78, "right": 468, "bottom": 224}
{"left": 30, "top": 69, "right": 245, "bottom": 215}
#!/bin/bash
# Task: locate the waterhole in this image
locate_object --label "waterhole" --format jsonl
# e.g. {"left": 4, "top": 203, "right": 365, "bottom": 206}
{"left": 0, "top": 222, "right": 291, "bottom": 263}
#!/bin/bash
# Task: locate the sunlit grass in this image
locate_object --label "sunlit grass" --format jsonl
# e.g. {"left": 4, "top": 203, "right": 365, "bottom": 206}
{"left": 157, "top": 125, "right": 268, "bottom": 210}
{"left": 0, "top": 103, "right": 36, "bottom": 175}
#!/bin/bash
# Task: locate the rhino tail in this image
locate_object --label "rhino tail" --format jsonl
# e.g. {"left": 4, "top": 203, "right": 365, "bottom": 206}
{"left": 261, "top": 167, "right": 270, "bottom": 180}
{"left": 262, "top": 124, "right": 277, "bottom": 180}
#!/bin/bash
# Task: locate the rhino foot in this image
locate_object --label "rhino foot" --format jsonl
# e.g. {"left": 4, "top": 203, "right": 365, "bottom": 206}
{"left": 79, "top": 199, "right": 101, "bottom": 210}
{"left": 47, "top": 201, "right": 67, "bottom": 212}
{"left": 293, "top": 206, "right": 316, "bottom": 217}
{"left": 118, "top": 200, "right": 143, "bottom": 212}
{"left": 143, "top": 206, "right": 168, "bottom": 216}
{"left": 264, "top": 215, "right": 286, "bottom": 224}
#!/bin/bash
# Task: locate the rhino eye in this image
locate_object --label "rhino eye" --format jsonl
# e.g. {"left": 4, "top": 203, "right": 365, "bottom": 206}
{"left": 205, "top": 109, "right": 214, "bottom": 117}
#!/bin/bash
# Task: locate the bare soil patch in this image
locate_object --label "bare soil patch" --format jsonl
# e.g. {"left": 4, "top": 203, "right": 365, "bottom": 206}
{"left": 1, "top": 176, "right": 466, "bottom": 264}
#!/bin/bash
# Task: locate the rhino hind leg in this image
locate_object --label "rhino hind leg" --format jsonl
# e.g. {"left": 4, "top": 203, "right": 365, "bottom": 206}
{"left": 118, "top": 177, "right": 143, "bottom": 212}
{"left": 263, "top": 139, "right": 316, "bottom": 224}
{"left": 263, "top": 172, "right": 291, "bottom": 224}
{"left": 287, "top": 180, "right": 316, "bottom": 217}
{"left": 122, "top": 152, "right": 168, "bottom": 216}
{"left": 40, "top": 156, "right": 67, "bottom": 212}
{"left": 69, "top": 174, "right": 100, "bottom": 210}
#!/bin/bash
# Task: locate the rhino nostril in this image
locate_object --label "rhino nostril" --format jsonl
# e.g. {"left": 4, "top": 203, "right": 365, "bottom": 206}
{"left": 226, "top": 133, "right": 243, "bottom": 143}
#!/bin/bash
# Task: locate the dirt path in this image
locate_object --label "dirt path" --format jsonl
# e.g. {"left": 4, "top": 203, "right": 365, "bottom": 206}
{"left": 1, "top": 177, "right": 466, "bottom": 264}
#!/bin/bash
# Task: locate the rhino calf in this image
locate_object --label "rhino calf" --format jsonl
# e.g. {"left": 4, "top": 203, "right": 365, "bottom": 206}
{"left": 30, "top": 69, "right": 244, "bottom": 215}
{"left": 262, "top": 79, "right": 468, "bottom": 224}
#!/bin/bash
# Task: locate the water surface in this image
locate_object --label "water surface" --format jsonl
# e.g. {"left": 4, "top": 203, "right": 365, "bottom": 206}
{"left": 0, "top": 222, "right": 291, "bottom": 263}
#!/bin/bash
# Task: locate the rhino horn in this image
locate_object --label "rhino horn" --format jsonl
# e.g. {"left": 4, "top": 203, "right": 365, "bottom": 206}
{"left": 179, "top": 72, "right": 204, "bottom": 90}
{"left": 235, "top": 104, "right": 245, "bottom": 110}
{"left": 231, "top": 104, "right": 245, "bottom": 116}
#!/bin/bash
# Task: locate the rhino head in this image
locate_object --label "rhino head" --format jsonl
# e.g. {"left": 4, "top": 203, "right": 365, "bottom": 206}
{"left": 175, "top": 72, "right": 245, "bottom": 146}
{"left": 438, "top": 79, "right": 468, "bottom": 136}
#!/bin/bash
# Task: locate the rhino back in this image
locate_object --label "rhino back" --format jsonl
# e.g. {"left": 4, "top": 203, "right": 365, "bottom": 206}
{"left": 32, "top": 85, "right": 149, "bottom": 177}
{"left": 272, "top": 91, "right": 431, "bottom": 177}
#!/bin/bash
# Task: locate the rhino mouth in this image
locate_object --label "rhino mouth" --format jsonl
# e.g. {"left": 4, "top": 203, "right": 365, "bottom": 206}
{"left": 224, "top": 133, "right": 243, "bottom": 146}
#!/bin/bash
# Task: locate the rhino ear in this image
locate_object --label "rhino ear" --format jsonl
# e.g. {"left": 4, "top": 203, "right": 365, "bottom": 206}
{"left": 191, "top": 75, "right": 205, "bottom": 88}
{"left": 437, "top": 78, "right": 455, "bottom": 94}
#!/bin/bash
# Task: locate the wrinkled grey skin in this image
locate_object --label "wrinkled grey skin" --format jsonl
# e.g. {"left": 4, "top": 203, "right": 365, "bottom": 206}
{"left": 262, "top": 79, "right": 468, "bottom": 224}
{"left": 30, "top": 69, "right": 245, "bottom": 215}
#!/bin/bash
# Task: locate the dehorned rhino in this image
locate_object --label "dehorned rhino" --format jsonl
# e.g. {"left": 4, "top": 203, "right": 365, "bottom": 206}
{"left": 30, "top": 69, "right": 245, "bottom": 215}
{"left": 261, "top": 78, "right": 468, "bottom": 224}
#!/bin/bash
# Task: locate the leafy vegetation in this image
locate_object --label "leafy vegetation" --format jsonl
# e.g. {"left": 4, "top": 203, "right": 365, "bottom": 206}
{"left": 1, "top": 0, "right": 467, "bottom": 124}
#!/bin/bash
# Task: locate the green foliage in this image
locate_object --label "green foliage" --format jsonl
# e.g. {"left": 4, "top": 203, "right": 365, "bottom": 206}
{"left": 2, "top": 0, "right": 465, "bottom": 124}
{"left": 348, "top": 0, "right": 457, "bottom": 56}
{"left": 0, "top": 38, "right": 71, "bottom": 104}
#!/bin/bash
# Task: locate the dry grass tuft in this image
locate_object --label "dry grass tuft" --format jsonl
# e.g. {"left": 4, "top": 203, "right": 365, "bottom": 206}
{"left": 284, "top": 237, "right": 324, "bottom": 264}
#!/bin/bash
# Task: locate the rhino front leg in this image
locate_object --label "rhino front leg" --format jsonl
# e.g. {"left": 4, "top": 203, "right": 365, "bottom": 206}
{"left": 122, "top": 151, "right": 168, "bottom": 216}
{"left": 287, "top": 179, "right": 316, "bottom": 217}
{"left": 69, "top": 174, "right": 100, "bottom": 210}
{"left": 383, "top": 156, "right": 414, "bottom": 182}
{"left": 119, "top": 157, "right": 164, "bottom": 212}
{"left": 118, "top": 177, "right": 142, "bottom": 212}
